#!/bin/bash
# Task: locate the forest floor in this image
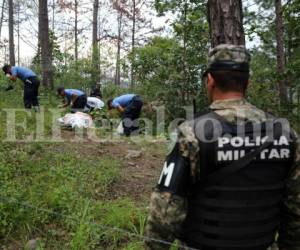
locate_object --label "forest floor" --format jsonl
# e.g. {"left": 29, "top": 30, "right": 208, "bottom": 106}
{"left": 0, "top": 87, "right": 167, "bottom": 250}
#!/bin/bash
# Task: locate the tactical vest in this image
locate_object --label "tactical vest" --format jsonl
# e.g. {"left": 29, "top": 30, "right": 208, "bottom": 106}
{"left": 180, "top": 112, "right": 296, "bottom": 250}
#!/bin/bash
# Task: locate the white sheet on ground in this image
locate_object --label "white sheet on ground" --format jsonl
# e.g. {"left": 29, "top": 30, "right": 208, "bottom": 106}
{"left": 116, "top": 121, "right": 124, "bottom": 135}
{"left": 87, "top": 97, "right": 104, "bottom": 110}
{"left": 58, "top": 112, "right": 94, "bottom": 129}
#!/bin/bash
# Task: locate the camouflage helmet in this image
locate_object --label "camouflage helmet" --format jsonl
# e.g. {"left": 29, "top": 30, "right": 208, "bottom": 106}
{"left": 204, "top": 44, "right": 251, "bottom": 76}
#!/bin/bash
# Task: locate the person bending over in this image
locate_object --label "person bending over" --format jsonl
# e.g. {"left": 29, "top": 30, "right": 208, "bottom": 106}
{"left": 2, "top": 64, "right": 40, "bottom": 111}
{"left": 107, "top": 94, "right": 143, "bottom": 136}
{"left": 57, "top": 87, "right": 87, "bottom": 113}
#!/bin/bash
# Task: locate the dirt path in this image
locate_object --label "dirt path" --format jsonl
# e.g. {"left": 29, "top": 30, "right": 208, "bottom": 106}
{"left": 93, "top": 140, "right": 165, "bottom": 202}
{"left": 105, "top": 141, "right": 166, "bottom": 201}
{"left": 60, "top": 131, "right": 166, "bottom": 202}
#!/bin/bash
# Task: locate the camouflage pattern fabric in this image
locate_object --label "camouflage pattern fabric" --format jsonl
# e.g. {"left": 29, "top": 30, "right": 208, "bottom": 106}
{"left": 144, "top": 192, "right": 187, "bottom": 250}
{"left": 278, "top": 139, "right": 300, "bottom": 250}
{"left": 210, "top": 98, "right": 266, "bottom": 123}
{"left": 145, "top": 98, "right": 300, "bottom": 250}
{"left": 208, "top": 44, "right": 251, "bottom": 67}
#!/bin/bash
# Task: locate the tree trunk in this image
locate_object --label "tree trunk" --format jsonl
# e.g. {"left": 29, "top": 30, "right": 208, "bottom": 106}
{"left": 98, "top": 3, "right": 101, "bottom": 81}
{"left": 275, "top": 0, "right": 288, "bottom": 105}
{"left": 17, "top": 1, "right": 20, "bottom": 64}
{"left": 52, "top": 0, "right": 55, "bottom": 31}
{"left": 8, "top": 0, "right": 15, "bottom": 65}
{"left": 207, "top": 0, "right": 245, "bottom": 47}
{"left": 115, "top": 10, "right": 122, "bottom": 86}
{"left": 182, "top": 1, "right": 188, "bottom": 103}
{"left": 130, "top": 0, "right": 136, "bottom": 87}
{"left": 74, "top": 0, "right": 78, "bottom": 62}
{"left": 92, "top": 0, "right": 100, "bottom": 84}
{"left": 39, "top": 0, "right": 54, "bottom": 89}
{"left": 0, "top": 0, "right": 7, "bottom": 38}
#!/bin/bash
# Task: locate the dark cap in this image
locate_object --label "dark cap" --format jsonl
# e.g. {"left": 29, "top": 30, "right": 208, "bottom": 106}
{"left": 2, "top": 64, "right": 11, "bottom": 74}
{"left": 56, "top": 86, "right": 65, "bottom": 94}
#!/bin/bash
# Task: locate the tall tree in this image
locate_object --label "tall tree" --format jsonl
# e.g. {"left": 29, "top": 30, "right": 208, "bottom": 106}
{"left": 118, "top": 0, "right": 155, "bottom": 86}
{"left": 52, "top": 0, "right": 55, "bottom": 31}
{"left": 0, "top": 0, "right": 6, "bottom": 38}
{"left": 275, "top": 0, "right": 288, "bottom": 104}
{"left": 16, "top": 0, "right": 20, "bottom": 64}
{"left": 130, "top": 0, "right": 136, "bottom": 87}
{"left": 92, "top": 0, "right": 100, "bottom": 83}
{"left": 155, "top": 0, "right": 208, "bottom": 104}
{"left": 39, "top": 0, "right": 54, "bottom": 89}
{"left": 8, "top": 0, "right": 15, "bottom": 65}
{"left": 207, "top": 0, "right": 245, "bottom": 47}
{"left": 113, "top": 0, "right": 126, "bottom": 86}
{"left": 115, "top": 9, "right": 122, "bottom": 85}
{"left": 74, "top": 0, "right": 78, "bottom": 62}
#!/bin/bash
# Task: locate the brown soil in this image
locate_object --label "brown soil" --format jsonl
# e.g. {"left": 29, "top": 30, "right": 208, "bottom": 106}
{"left": 105, "top": 142, "right": 166, "bottom": 201}
{"left": 56, "top": 131, "right": 166, "bottom": 202}
{"left": 95, "top": 140, "right": 165, "bottom": 202}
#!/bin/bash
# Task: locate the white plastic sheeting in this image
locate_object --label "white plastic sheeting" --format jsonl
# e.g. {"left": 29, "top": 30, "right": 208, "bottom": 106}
{"left": 58, "top": 112, "right": 94, "bottom": 129}
{"left": 116, "top": 121, "right": 124, "bottom": 135}
{"left": 86, "top": 97, "right": 104, "bottom": 110}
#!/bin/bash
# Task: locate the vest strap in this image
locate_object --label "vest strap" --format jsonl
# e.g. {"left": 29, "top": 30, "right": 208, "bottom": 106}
{"left": 204, "top": 182, "right": 285, "bottom": 192}
{"left": 194, "top": 233, "right": 275, "bottom": 248}
{"left": 197, "top": 221, "right": 278, "bottom": 236}
{"left": 196, "top": 207, "right": 280, "bottom": 222}
{"left": 195, "top": 195, "right": 282, "bottom": 208}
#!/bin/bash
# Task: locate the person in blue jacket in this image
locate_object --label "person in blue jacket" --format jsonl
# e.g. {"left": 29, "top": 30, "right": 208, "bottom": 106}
{"left": 107, "top": 94, "right": 143, "bottom": 136}
{"left": 2, "top": 64, "right": 40, "bottom": 111}
{"left": 57, "top": 87, "right": 87, "bottom": 112}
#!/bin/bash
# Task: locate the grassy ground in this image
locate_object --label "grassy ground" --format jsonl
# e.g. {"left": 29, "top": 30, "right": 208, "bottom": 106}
{"left": 0, "top": 86, "right": 166, "bottom": 249}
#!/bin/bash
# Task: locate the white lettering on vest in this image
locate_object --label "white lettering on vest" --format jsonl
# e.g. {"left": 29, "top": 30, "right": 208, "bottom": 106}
{"left": 231, "top": 137, "right": 244, "bottom": 147}
{"left": 281, "top": 149, "right": 290, "bottom": 158}
{"left": 244, "top": 137, "right": 255, "bottom": 147}
{"left": 278, "top": 136, "right": 289, "bottom": 146}
{"left": 218, "top": 136, "right": 270, "bottom": 149}
{"left": 218, "top": 137, "right": 230, "bottom": 148}
{"left": 269, "top": 149, "right": 280, "bottom": 159}
{"left": 158, "top": 162, "right": 175, "bottom": 187}
{"left": 218, "top": 151, "right": 232, "bottom": 161}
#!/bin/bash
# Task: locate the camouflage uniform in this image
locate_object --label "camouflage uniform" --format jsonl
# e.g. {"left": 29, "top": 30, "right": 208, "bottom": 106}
{"left": 144, "top": 45, "right": 300, "bottom": 250}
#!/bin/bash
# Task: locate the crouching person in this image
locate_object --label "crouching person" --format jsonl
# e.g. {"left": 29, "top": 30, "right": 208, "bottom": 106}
{"left": 2, "top": 64, "right": 40, "bottom": 111}
{"left": 107, "top": 94, "right": 143, "bottom": 136}
{"left": 57, "top": 87, "right": 87, "bottom": 113}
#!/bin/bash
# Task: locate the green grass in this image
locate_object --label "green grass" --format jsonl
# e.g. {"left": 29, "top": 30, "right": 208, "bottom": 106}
{"left": 0, "top": 142, "right": 148, "bottom": 249}
{"left": 0, "top": 87, "right": 149, "bottom": 249}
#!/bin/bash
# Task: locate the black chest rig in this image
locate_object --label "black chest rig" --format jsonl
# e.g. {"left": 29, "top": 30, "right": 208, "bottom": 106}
{"left": 180, "top": 112, "right": 296, "bottom": 250}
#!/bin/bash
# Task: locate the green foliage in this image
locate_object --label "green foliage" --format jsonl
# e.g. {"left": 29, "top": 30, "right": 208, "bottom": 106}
{"left": 0, "top": 88, "right": 152, "bottom": 249}
{"left": 132, "top": 35, "right": 206, "bottom": 120}
{"left": 285, "top": 0, "right": 300, "bottom": 81}
{"left": 0, "top": 138, "right": 147, "bottom": 249}
{"left": 133, "top": 37, "right": 181, "bottom": 98}
{"left": 2, "top": 0, "right": 300, "bottom": 248}
{"left": 247, "top": 48, "right": 278, "bottom": 111}
{"left": 243, "top": 0, "right": 300, "bottom": 126}
{"left": 54, "top": 59, "right": 94, "bottom": 90}
{"left": 102, "top": 84, "right": 126, "bottom": 100}
{"left": 128, "top": 0, "right": 209, "bottom": 119}
{"left": 32, "top": 31, "right": 65, "bottom": 76}
{"left": 95, "top": 198, "right": 147, "bottom": 246}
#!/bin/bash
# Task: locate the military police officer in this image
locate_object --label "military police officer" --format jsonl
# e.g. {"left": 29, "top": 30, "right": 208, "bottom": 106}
{"left": 144, "top": 44, "right": 300, "bottom": 250}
